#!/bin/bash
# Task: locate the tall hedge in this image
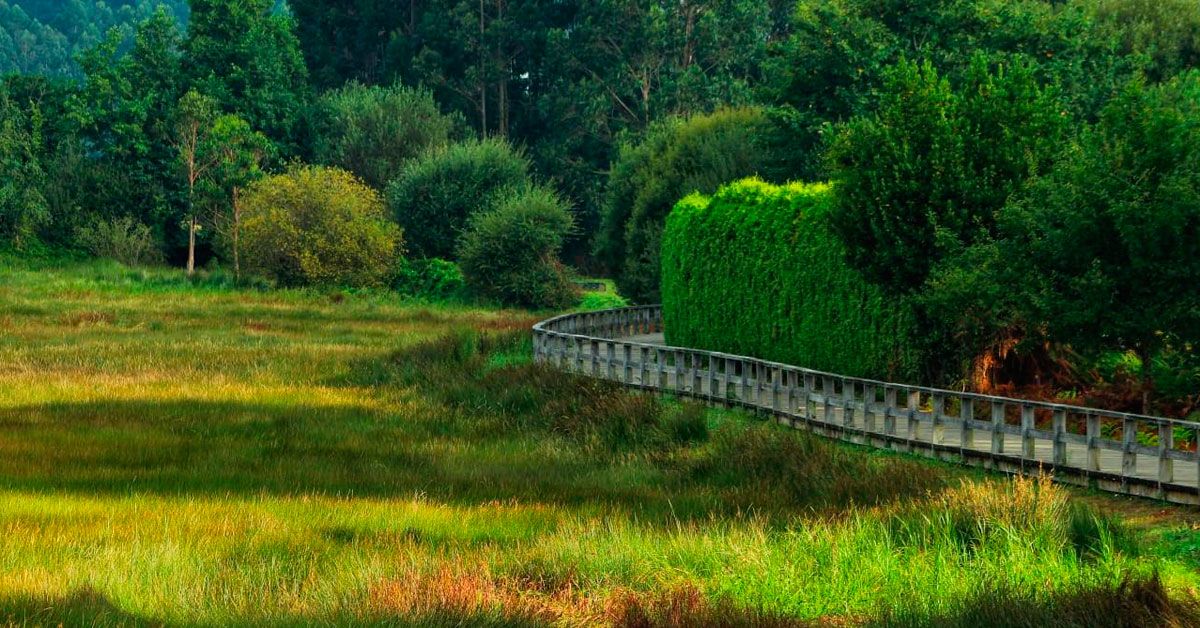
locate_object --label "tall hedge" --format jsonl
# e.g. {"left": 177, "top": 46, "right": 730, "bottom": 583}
{"left": 596, "top": 107, "right": 782, "bottom": 304}
{"left": 661, "top": 179, "right": 921, "bottom": 381}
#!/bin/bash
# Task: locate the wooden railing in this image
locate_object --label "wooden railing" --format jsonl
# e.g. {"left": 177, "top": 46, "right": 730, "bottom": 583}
{"left": 533, "top": 306, "right": 1200, "bottom": 505}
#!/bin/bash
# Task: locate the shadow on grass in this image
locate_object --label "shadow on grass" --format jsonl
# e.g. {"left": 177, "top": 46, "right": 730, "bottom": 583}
{"left": 0, "top": 388, "right": 950, "bottom": 526}
{"left": 0, "top": 587, "right": 157, "bottom": 627}
{"left": 875, "top": 573, "right": 1200, "bottom": 628}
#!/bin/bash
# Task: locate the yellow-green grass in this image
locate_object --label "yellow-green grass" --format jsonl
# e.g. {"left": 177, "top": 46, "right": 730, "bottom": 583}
{"left": 1, "top": 259, "right": 1198, "bottom": 626}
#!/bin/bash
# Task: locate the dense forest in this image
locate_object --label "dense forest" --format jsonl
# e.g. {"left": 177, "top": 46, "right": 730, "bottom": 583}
{"left": 3, "top": 0, "right": 1200, "bottom": 413}
{"left": 0, "top": 0, "right": 189, "bottom": 75}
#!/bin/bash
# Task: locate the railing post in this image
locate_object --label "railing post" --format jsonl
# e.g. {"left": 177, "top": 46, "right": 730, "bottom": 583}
{"left": 772, "top": 367, "right": 783, "bottom": 414}
{"left": 656, "top": 348, "right": 667, "bottom": 391}
{"left": 1021, "top": 404, "right": 1036, "bottom": 461}
{"left": 574, "top": 337, "right": 585, "bottom": 373}
{"left": 884, "top": 387, "right": 897, "bottom": 436}
{"left": 639, "top": 346, "right": 650, "bottom": 387}
{"left": 1086, "top": 413, "right": 1101, "bottom": 472}
{"left": 741, "top": 360, "right": 751, "bottom": 404}
{"left": 1052, "top": 409, "right": 1067, "bottom": 466}
{"left": 823, "top": 376, "right": 836, "bottom": 424}
{"left": 843, "top": 379, "right": 856, "bottom": 429}
{"left": 991, "top": 401, "right": 1005, "bottom": 455}
{"left": 674, "top": 350, "right": 685, "bottom": 392}
{"left": 606, "top": 341, "right": 617, "bottom": 381}
{"left": 708, "top": 355, "right": 720, "bottom": 401}
{"left": 863, "top": 384, "right": 876, "bottom": 433}
{"left": 623, "top": 344, "right": 632, "bottom": 384}
{"left": 1122, "top": 416, "right": 1138, "bottom": 479}
{"left": 804, "top": 374, "right": 817, "bottom": 421}
{"left": 906, "top": 390, "right": 921, "bottom": 449}
{"left": 1159, "top": 421, "right": 1174, "bottom": 485}
{"left": 590, "top": 339, "right": 600, "bottom": 377}
{"left": 961, "top": 397, "right": 975, "bottom": 450}
{"left": 931, "top": 393, "right": 945, "bottom": 446}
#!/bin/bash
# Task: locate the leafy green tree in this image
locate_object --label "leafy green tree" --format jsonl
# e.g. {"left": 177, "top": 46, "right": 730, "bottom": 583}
{"left": 312, "top": 82, "right": 461, "bottom": 191}
{"left": 0, "top": 0, "right": 72, "bottom": 76}
{"left": 596, "top": 107, "right": 782, "bottom": 303}
{"left": 203, "top": 113, "right": 270, "bottom": 279}
{"left": 1092, "top": 0, "right": 1200, "bottom": 83}
{"left": 458, "top": 185, "right": 577, "bottom": 308}
{"left": 184, "top": 0, "right": 309, "bottom": 152}
{"left": 827, "top": 57, "right": 1070, "bottom": 295}
{"left": 997, "top": 73, "right": 1200, "bottom": 412}
{"left": 387, "top": 138, "right": 530, "bottom": 259}
{"left": 0, "top": 0, "right": 188, "bottom": 77}
{"left": 241, "top": 165, "right": 401, "bottom": 288}
{"left": 764, "top": 0, "right": 1127, "bottom": 180}
{"left": 68, "top": 9, "right": 184, "bottom": 251}
{"left": 0, "top": 84, "right": 48, "bottom": 247}
{"left": 172, "top": 89, "right": 220, "bottom": 275}
{"left": 291, "top": 0, "right": 790, "bottom": 260}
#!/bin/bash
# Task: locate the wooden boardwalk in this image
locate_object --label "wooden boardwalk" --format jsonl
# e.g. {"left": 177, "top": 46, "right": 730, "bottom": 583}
{"left": 626, "top": 332, "right": 1198, "bottom": 489}
{"left": 534, "top": 306, "right": 1200, "bottom": 506}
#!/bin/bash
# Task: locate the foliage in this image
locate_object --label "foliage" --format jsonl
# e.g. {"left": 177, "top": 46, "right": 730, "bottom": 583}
{"left": 183, "top": 0, "right": 309, "bottom": 152}
{"left": 457, "top": 185, "right": 577, "bottom": 309}
{"left": 67, "top": 8, "right": 186, "bottom": 254}
{"left": 596, "top": 107, "right": 782, "bottom": 303}
{"left": 992, "top": 72, "right": 1200, "bottom": 408}
{"left": 0, "top": 0, "right": 188, "bottom": 77}
{"left": 290, "top": 0, "right": 794, "bottom": 257}
{"left": 73, "top": 215, "right": 160, "bottom": 266}
{"left": 827, "top": 56, "right": 1070, "bottom": 296}
{"left": 1091, "top": 0, "right": 1200, "bottom": 83}
{"left": 391, "top": 258, "right": 466, "bottom": 302}
{"left": 312, "top": 82, "right": 461, "bottom": 191}
{"left": 661, "top": 179, "right": 922, "bottom": 381}
{"left": 577, "top": 290, "right": 629, "bottom": 312}
{"left": 240, "top": 165, "right": 400, "bottom": 287}
{"left": 0, "top": 83, "right": 48, "bottom": 247}
{"left": 387, "top": 138, "right": 530, "bottom": 259}
{"left": 765, "top": 0, "right": 1126, "bottom": 152}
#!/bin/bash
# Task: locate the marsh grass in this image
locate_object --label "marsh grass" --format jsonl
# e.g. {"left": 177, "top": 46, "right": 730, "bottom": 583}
{"left": 0, "top": 260, "right": 1198, "bottom": 626}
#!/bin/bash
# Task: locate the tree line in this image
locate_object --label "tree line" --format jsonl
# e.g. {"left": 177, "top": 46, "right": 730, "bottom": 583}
{"left": 2, "top": 0, "right": 1200, "bottom": 411}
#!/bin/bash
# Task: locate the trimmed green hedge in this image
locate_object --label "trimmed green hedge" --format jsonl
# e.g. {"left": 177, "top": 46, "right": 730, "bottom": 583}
{"left": 661, "top": 179, "right": 921, "bottom": 381}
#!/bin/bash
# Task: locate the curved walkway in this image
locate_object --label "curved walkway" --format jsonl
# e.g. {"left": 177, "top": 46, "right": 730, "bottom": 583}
{"left": 533, "top": 306, "right": 1200, "bottom": 505}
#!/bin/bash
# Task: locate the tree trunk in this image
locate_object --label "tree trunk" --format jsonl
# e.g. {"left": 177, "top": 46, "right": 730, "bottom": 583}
{"left": 232, "top": 186, "right": 241, "bottom": 281}
{"left": 496, "top": 0, "right": 508, "bottom": 138}
{"left": 186, "top": 178, "right": 196, "bottom": 276}
{"left": 479, "top": 0, "right": 487, "bottom": 135}
{"left": 187, "top": 216, "right": 197, "bottom": 276}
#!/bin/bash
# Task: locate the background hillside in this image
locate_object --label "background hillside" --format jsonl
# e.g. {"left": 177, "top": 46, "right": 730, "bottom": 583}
{"left": 0, "top": 0, "right": 187, "bottom": 76}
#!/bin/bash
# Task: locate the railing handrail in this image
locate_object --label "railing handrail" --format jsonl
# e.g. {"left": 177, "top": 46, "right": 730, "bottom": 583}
{"left": 533, "top": 305, "right": 1200, "bottom": 505}
{"left": 538, "top": 305, "right": 1198, "bottom": 429}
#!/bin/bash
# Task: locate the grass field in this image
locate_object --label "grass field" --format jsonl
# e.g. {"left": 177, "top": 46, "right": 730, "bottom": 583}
{"left": 1, "top": 260, "right": 1200, "bottom": 626}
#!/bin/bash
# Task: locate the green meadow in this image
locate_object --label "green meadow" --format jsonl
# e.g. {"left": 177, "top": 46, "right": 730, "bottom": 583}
{"left": 1, "top": 260, "right": 1199, "bottom": 627}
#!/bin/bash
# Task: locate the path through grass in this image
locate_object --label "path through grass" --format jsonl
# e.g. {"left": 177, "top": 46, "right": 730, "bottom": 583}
{"left": 1, "top": 260, "right": 1198, "bottom": 626}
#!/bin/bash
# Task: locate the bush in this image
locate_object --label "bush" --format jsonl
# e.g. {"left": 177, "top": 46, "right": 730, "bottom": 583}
{"left": 387, "top": 138, "right": 530, "bottom": 259}
{"left": 73, "top": 216, "right": 160, "bottom": 266}
{"left": 661, "top": 178, "right": 922, "bottom": 381}
{"left": 827, "top": 56, "right": 1069, "bottom": 296}
{"left": 595, "top": 107, "right": 784, "bottom": 304}
{"left": 311, "top": 82, "right": 461, "bottom": 191}
{"left": 391, "top": 258, "right": 465, "bottom": 301}
{"left": 577, "top": 290, "right": 629, "bottom": 312}
{"left": 240, "top": 165, "right": 401, "bottom": 287}
{"left": 990, "top": 72, "right": 1200, "bottom": 412}
{"left": 457, "top": 185, "right": 578, "bottom": 309}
